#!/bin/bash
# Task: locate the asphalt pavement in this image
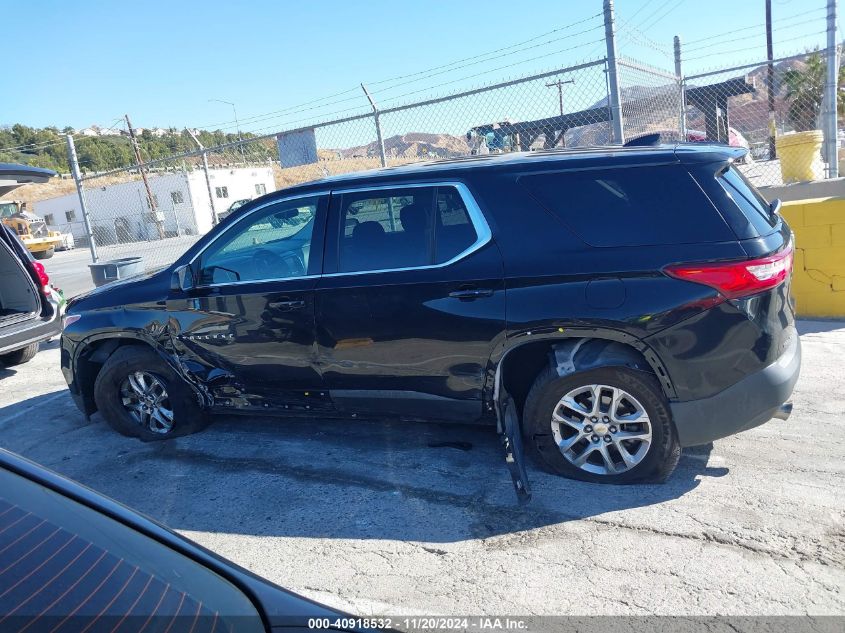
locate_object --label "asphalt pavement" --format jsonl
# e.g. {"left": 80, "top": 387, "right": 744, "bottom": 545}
{"left": 0, "top": 321, "right": 842, "bottom": 617}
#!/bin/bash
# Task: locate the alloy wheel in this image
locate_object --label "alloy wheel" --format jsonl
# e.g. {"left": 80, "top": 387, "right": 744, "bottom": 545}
{"left": 550, "top": 383, "right": 652, "bottom": 476}
{"left": 118, "top": 371, "right": 174, "bottom": 434}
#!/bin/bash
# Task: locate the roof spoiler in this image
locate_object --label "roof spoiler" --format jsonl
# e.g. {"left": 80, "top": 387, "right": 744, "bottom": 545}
{"left": 623, "top": 133, "right": 662, "bottom": 147}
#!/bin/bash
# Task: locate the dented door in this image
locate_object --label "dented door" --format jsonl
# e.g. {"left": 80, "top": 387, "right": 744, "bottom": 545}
{"left": 167, "top": 195, "right": 329, "bottom": 411}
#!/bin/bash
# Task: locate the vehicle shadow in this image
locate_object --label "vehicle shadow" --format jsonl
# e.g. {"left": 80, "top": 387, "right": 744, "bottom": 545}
{"left": 107, "top": 414, "right": 722, "bottom": 543}
{"left": 0, "top": 392, "right": 724, "bottom": 543}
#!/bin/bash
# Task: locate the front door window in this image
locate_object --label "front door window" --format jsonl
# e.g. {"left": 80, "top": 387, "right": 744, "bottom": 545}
{"left": 198, "top": 197, "right": 319, "bottom": 285}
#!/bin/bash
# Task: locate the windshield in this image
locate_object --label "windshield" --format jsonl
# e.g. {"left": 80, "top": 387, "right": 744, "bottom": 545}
{"left": 0, "top": 202, "right": 20, "bottom": 217}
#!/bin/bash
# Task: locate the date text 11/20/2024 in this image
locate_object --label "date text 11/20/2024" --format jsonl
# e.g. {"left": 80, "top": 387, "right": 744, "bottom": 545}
{"left": 307, "top": 617, "right": 529, "bottom": 630}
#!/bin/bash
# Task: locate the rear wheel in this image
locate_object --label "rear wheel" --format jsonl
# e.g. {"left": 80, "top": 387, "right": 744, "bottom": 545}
{"left": 0, "top": 342, "right": 39, "bottom": 366}
{"left": 94, "top": 346, "right": 209, "bottom": 441}
{"left": 523, "top": 365, "right": 680, "bottom": 484}
{"left": 32, "top": 248, "right": 54, "bottom": 260}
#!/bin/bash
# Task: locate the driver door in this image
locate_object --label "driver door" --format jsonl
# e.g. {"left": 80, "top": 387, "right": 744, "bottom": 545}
{"left": 167, "top": 194, "right": 329, "bottom": 411}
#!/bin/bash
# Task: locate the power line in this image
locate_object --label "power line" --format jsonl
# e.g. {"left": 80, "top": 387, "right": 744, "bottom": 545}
{"left": 369, "top": 23, "right": 604, "bottom": 97}
{"left": 683, "top": 7, "right": 826, "bottom": 47}
{"left": 244, "top": 37, "right": 605, "bottom": 136}
{"left": 209, "top": 24, "right": 604, "bottom": 135}
{"left": 196, "top": 14, "right": 604, "bottom": 133}
{"left": 630, "top": 0, "right": 675, "bottom": 30}
{"left": 374, "top": 38, "right": 607, "bottom": 110}
{"left": 685, "top": 30, "right": 827, "bottom": 62}
{"left": 638, "top": 0, "right": 688, "bottom": 32}
{"left": 684, "top": 16, "right": 826, "bottom": 52}
{"left": 194, "top": 85, "right": 362, "bottom": 131}
{"left": 623, "top": 0, "right": 662, "bottom": 24}
{"left": 368, "top": 12, "right": 602, "bottom": 88}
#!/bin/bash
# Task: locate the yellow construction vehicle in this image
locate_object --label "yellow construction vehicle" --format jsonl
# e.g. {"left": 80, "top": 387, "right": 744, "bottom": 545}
{"left": 0, "top": 200, "right": 64, "bottom": 259}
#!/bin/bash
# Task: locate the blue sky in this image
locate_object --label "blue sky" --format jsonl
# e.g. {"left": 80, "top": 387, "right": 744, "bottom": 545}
{"left": 5, "top": 0, "right": 831, "bottom": 132}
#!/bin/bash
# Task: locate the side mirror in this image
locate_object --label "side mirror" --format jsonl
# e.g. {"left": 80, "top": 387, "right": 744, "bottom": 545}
{"left": 170, "top": 263, "right": 195, "bottom": 292}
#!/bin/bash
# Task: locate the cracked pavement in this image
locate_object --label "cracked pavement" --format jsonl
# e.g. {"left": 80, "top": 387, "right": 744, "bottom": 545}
{"left": 0, "top": 321, "right": 843, "bottom": 616}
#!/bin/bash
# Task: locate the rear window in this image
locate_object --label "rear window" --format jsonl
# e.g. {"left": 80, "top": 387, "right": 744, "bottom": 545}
{"left": 519, "top": 165, "right": 734, "bottom": 247}
{"left": 716, "top": 165, "right": 777, "bottom": 235}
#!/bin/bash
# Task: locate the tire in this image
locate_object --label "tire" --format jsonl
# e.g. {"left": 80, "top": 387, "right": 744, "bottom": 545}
{"left": 523, "top": 365, "right": 680, "bottom": 484}
{"left": 0, "top": 342, "right": 39, "bottom": 366}
{"left": 94, "top": 346, "right": 209, "bottom": 441}
{"left": 33, "top": 248, "right": 54, "bottom": 260}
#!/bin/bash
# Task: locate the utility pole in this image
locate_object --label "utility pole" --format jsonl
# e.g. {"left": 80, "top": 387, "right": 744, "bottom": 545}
{"left": 823, "top": 0, "right": 839, "bottom": 177}
{"left": 674, "top": 35, "right": 687, "bottom": 138}
{"left": 186, "top": 128, "right": 218, "bottom": 227}
{"left": 65, "top": 135, "right": 98, "bottom": 263}
{"left": 603, "top": 0, "right": 625, "bottom": 144}
{"left": 125, "top": 114, "right": 164, "bottom": 239}
{"left": 766, "top": 0, "right": 776, "bottom": 160}
{"left": 545, "top": 78, "right": 574, "bottom": 116}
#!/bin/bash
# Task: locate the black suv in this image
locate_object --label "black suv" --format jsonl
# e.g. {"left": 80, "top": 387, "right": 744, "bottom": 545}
{"left": 61, "top": 144, "right": 799, "bottom": 498}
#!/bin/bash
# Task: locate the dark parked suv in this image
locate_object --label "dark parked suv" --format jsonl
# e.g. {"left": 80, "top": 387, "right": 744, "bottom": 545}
{"left": 61, "top": 144, "right": 799, "bottom": 498}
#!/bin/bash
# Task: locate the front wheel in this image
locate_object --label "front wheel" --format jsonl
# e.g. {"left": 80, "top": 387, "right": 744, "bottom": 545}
{"left": 523, "top": 366, "right": 680, "bottom": 484}
{"left": 32, "top": 248, "right": 54, "bottom": 260}
{"left": 94, "top": 346, "right": 209, "bottom": 441}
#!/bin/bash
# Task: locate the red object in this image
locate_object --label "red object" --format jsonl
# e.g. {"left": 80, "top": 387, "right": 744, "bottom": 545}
{"left": 31, "top": 260, "right": 50, "bottom": 288}
{"left": 664, "top": 243, "right": 793, "bottom": 300}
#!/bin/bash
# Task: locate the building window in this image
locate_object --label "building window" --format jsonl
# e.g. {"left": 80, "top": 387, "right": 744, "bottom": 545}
{"left": 65, "top": 210, "right": 76, "bottom": 222}
{"left": 215, "top": 186, "right": 229, "bottom": 199}
{"left": 255, "top": 183, "right": 266, "bottom": 196}
{"left": 44, "top": 213, "right": 55, "bottom": 226}
{"left": 171, "top": 191, "right": 184, "bottom": 204}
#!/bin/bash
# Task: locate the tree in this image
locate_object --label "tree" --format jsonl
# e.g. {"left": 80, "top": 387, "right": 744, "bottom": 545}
{"left": 783, "top": 51, "right": 845, "bottom": 132}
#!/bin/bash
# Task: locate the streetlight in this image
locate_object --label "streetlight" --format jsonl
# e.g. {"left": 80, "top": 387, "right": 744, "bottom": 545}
{"left": 209, "top": 98, "right": 246, "bottom": 163}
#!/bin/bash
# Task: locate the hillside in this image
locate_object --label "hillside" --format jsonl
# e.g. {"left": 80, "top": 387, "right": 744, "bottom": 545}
{"left": 340, "top": 133, "right": 470, "bottom": 159}
{"left": 0, "top": 125, "right": 274, "bottom": 175}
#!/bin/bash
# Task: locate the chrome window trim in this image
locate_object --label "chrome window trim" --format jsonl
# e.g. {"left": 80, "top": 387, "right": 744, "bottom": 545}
{"left": 189, "top": 191, "right": 328, "bottom": 288}
{"left": 323, "top": 181, "right": 492, "bottom": 278}
{"left": 189, "top": 181, "right": 492, "bottom": 288}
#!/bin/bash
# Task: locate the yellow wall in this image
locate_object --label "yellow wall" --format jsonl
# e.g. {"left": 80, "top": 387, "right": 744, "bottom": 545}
{"left": 780, "top": 198, "right": 845, "bottom": 318}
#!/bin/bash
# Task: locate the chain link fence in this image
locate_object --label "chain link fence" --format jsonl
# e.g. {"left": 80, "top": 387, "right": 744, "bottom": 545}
{"left": 618, "top": 58, "right": 683, "bottom": 142}
{"left": 70, "top": 58, "right": 637, "bottom": 270}
{"left": 41, "top": 43, "right": 838, "bottom": 275}
{"left": 682, "top": 49, "right": 838, "bottom": 187}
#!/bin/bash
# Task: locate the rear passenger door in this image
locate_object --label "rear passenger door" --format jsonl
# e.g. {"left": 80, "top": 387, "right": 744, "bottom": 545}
{"left": 315, "top": 183, "right": 505, "bottom": 420}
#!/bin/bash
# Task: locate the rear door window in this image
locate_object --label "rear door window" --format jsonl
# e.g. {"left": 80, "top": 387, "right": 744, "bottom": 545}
{"left": 335, "top": 185, "right": 478, "bottom": 273}
{"left": 716, "top": 165, "right": 778, "bottom": 235}
{"left": 518, "top": 165, "right": 734, "bottom": 247}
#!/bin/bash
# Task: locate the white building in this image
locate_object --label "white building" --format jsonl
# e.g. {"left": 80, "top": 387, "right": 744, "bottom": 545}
{"left": 34, "top": 166, "right": 275, "bottom": 246}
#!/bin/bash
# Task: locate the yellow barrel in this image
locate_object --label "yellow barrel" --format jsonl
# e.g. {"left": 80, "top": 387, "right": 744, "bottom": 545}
{"left": 776, "top": 130, "right": 824, "bottom": 183}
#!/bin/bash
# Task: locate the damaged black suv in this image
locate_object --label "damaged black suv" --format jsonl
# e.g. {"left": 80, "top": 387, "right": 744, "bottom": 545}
{"left": 61, "top": 144, "right": 799, "bottom": 499}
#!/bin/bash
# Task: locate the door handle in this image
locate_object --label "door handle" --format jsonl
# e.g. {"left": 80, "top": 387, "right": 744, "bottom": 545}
{"left": 268, "top": 299, "right": 306, "bottom": 311}
{"left": 448, "top": 288, "right": 494, "bottom": 300}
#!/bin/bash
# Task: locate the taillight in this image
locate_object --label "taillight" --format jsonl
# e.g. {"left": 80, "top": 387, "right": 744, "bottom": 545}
{"left": 664, "top": 242, "right": 793, "bottom": 300}
{"left": 31, "top": 261, "right": 50, "bottom": 290}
